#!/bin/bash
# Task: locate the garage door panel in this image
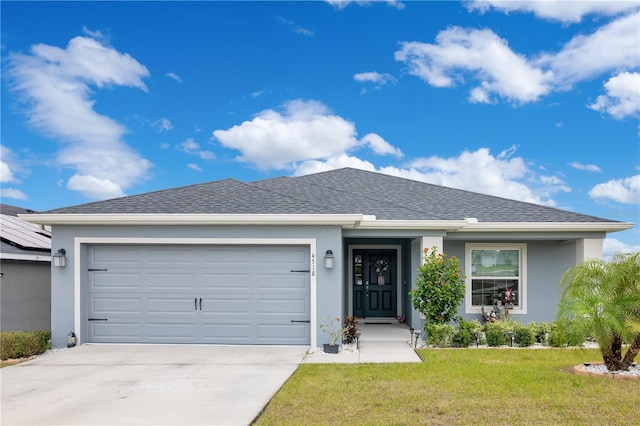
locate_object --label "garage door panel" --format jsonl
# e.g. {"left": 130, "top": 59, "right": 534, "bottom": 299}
{"left": 91, "top": 273, "right": 142, "bottom": 291}
{"left": 257, "top": 247, "right": 308, "bottom": 264}
{"left": 91, "top": 322, "right": 141, "bottom": 341}
{"left": 258, "top": 275, "right": 308, "bottom": 290}
{"left": 202, "top": 297, "right": 251, "bottom": 313}
{"left": 91, "top": 297, "right": 141, "bottom": 314}
{"left": 87, "top": 244, "right": 310, "bottom": 345}
{"left": 147, "top": 322, "right": 197, "bottom": 341}
{"left": 90, "top": 246, "right": 142, "bottom": 264}
{"left": 257, "top": 298, "right": 308, "bottom": 315}
{"left": 257, "top": 323, "right": 309, "bottom": 343}
{"left": 147, "top": 246, "right": 199, "bottom": 264}
{"left": 200, "top": 273, "right": 251, "bottom": 290}
{"left": 147, "top": 297, "right": 198, "bottom": 314}
{"left": 146, "top": 273, "right": 197, "bottom": 291}
{"left": 201, "top": 323, "right": 252, "bottom": 341}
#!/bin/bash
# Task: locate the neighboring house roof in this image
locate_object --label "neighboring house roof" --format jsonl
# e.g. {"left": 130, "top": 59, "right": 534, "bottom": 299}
{"left": 20, "top": 168, "right": 633, "bottom": 233}
{"left": 0, "top": 204, "right": 51, "bottom": 261}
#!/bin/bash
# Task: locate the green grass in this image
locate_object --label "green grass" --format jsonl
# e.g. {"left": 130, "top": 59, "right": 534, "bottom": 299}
{"left": 254, "top": 348, "right": 638, "bottom": 426}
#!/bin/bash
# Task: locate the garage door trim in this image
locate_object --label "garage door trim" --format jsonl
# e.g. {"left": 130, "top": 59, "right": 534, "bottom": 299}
{"left": 73, "top": 237, "right": 318, "bottom": 347}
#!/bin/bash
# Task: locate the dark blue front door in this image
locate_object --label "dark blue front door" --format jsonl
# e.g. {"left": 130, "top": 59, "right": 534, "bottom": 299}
{"left": 353, "top": 249, "right": 397, "bottom": 318}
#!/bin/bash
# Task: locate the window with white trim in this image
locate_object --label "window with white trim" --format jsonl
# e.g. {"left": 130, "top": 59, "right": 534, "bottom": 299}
{"left": 465, "top": 243, "right": 527, "bottom": 314}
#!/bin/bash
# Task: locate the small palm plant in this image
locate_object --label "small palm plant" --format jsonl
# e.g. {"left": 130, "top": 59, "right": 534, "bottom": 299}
{"left": 558, "top": 252, "right": 640, "bottom": 371}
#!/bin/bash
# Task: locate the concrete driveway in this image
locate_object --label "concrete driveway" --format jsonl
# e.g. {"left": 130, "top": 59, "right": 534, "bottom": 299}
{"left": 1, "top": 344, "right": 308, "bottom": 426}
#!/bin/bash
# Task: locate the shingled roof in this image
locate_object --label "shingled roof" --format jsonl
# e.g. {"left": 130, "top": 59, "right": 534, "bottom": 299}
{"left": 39, "top": 168, "right": 616, "bottom": 224}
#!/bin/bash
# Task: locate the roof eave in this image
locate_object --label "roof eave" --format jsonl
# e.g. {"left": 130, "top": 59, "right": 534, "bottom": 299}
{"left": 19, "top": 213, "right": 367, "bottom": 226}
{"left": 356, "top": 219, "right": 468, "bottom": 231}
{"left": 457, "top": 221, "right": 635, "bottom": 233}
{"left": 1, "top": 253, "right": 52, "bottom": 262}
{"left": 19, "top": 214, "right": 634, "bottom": 234}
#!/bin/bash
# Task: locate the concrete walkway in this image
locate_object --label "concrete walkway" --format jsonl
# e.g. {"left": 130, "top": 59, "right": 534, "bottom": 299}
{"left": 303, "top": 322, "right": 422, "bottom": 364}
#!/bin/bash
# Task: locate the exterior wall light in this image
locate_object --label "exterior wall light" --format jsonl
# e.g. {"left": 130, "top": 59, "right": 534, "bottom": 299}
{"left": 53, "top": 249, "right": 66, "bottom": 267}
{"left": 324, "top": 250, "right": 335, "bottom": 269}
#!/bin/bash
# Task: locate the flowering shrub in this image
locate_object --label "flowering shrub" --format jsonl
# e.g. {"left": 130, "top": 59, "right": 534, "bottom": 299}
{"left": 409, "top": 247, "right": 466, "bottom": 326}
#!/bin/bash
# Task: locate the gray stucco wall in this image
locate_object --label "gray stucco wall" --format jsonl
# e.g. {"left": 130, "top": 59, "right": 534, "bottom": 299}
{"left": 50, "top": 224, "right": 343, "bottom": 348}
{"left": 1, "top": 260, "right": 51, "bottom": 332}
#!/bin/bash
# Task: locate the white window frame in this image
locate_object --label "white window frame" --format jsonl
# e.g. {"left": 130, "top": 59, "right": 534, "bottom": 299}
{"left": 465, "top": 243, "right": 527, "bottom": 315}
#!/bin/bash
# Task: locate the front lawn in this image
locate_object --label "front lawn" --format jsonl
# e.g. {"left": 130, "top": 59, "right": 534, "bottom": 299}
{"left": 254, "top": 348, "right": 638, "bottom": 425}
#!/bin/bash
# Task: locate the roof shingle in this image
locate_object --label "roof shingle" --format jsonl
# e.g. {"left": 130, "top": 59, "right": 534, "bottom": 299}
{"left": 41, "top": 168, "right": 616, "bottom": 223}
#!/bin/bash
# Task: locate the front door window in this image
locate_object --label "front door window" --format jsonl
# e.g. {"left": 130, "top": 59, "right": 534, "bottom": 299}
{"left": 353, "top": 249, "right": 397, "bottom": 318}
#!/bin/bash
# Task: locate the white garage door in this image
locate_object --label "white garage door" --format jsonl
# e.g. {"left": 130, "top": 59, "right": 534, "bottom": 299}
{"left": 86, "top": 244, "right": 311, "bottom": 345}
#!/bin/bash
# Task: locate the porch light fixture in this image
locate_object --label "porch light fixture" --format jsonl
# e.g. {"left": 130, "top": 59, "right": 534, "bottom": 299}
{"left": 53, "top": 249, "right": 66, "bottom": 267}
{"left": 324, "top": 250, "right": 335, "bottom": 269}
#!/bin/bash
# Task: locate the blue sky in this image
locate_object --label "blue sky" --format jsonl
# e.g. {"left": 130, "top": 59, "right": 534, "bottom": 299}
{"left": 1, "top": 0, "right": 639, "bottom": 258}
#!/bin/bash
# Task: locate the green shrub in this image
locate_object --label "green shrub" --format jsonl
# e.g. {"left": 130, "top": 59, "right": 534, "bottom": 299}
{"left": 1, "top": 330, "right": 51, "bottom": 361}
{"left": 531, "top": 322, "right": 551, "bottom": 344}
{"left": 452, "top": 319, "right": 483, "bottom": 347}
{"left": 514, "top": 324, "right": 535, "bottom": 347}
{"left": 484, "top": 323, "right": 506, "bottom": 347}
{"left": 484, "top": 321, "right": 517, "bottom": 347}
{"left": 425, "top": 323, "right": 455, "bottom": 347}
{"left": 548, "top": 326, "right": 568, "bottom": 347}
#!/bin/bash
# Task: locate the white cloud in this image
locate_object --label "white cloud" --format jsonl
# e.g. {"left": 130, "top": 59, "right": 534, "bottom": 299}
{"left": 165, "top": 72, "right": 183, "bottom": 83}
{"left": 187, "top": 163, "right": 202, "bottom": 172}
{"left": 0, "top": 160, "right": 15, "bottom": 183}
{"left": 588, "top": 72, "right": 640, "bottom": 119}
{"left": 354, "top": 71, "right": 396, "bottom": 85}
{"left": 0, "top": 188, "right": 28, "bottom": 200}
{"left": 570, "top": 162, "right": 601, "bottom": 172}
{"left": 603, "top": 237, "right": 640, "bottom": 261}
{"left": 213, "top": 100, "right": 400, "bottom": 170}
{"left": 398, "top": 147, "right": 569, "bottom": 205}
{"left": 213, "top": 100, "right": 359, "bottom": 169}
{"left": 395, "top": 11, "right": 640, "bottom": 108}
{"left": 589, "top": 175, "right": 640, "bottom": 204}
{"left": 537, "top": 12, "right": 640, "bottom": 85}
{"left": 326, "top": 0, "right": 404, "bottom": 10}
{"left": 361, "top": 133, "right": 403, "bottom": 157}
{"left": 276, "top": 17, "right": 315, "bottom": 37}
{"left": 176, "top": 138, "right": 215, "bottom": 160}
{"left": 6, "top": 36, "right": 152, "bottom": 200}
{"left": 153, "top": 118, "right": 173, "bottom": 132}
{"left": 1, "top": 146, "right": 17, "bottom": 183}
{"left": 467, "top": 1, "right": 639, "bottom": 24}
{"left": 82, "top": 26, "right": 105, "bottom": 40}
{"left": 67, "top": 175, "right": 125, "bottom": 199}
{"left": 395, "top": 27, "right": 553, "bottom": 104}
